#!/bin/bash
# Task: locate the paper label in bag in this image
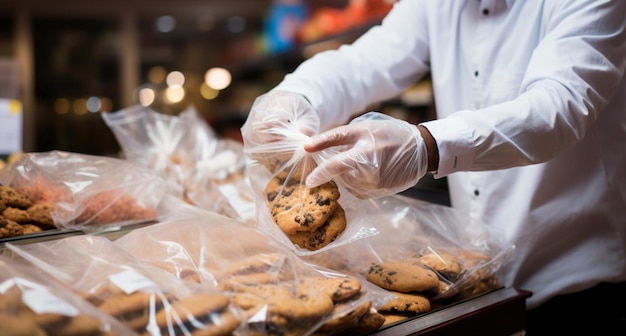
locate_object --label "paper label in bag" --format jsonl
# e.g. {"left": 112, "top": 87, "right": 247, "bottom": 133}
{"left": 109, "top": 269, "right": 156, "bottom": 294}
{"left": 218, "top": 184, "right": 255, "bottom": 221}
{"left": 22, "top": 289, "right": 79, "bottom": 316}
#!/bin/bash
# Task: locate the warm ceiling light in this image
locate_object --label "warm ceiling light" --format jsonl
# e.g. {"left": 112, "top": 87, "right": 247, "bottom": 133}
{"left": 148, "top": 66, "right": 167, "bottom": 84}
{"left": 200, "top": 83, "right": 219, "bottom": 100}
{"left": 166, "top": 71, "right": 185, "bottom": 87}
{"left": 54, "top": 98, "right": 70, "bottom": 114}
{"left": 204, "top": 67, "right": 231, "bottom": 90}
{"left": 138, "top": 88, "right": 156, "bottom": 106}
{"left": 73, "top": 98, "right": 87, "bottom": 115}
{"left": 100, "top": 97, "right": 113, "bottom": 112}
{"left": 165, "top": 86, "right": 185, "bottom": 103}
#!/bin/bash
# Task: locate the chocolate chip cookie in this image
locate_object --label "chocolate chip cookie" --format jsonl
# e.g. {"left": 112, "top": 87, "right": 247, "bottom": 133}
{"left": 266, "top": 178, "right": 340, "bottom": 235}
{"left": 286, "top": 205, "right": 347, "bottom": 251}
{"left": 365, "top": 261, "right": 440, "bottom": 293}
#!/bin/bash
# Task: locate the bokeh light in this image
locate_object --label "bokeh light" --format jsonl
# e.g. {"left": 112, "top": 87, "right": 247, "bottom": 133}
{"left": 138, "top": 88, "right": 156, "bottom": 106}
{"left": 73, "top": 98, "right": 87, "bottom": 115}
{"left": 100, "top": 97, "right": 113, "bottom": 112}
{"left": 165, "top": 86, "right": 185, "bottom": 103}
{"left": 200, "top": 83, "right": 219, "bottom": 100}
{"left": 86, "top": 96, "right": 101, "bottom": 113}
{"left": 156, "top": 15, "right": 176, "bottom": 33}
{"left": 54, "top": 98, "right": 70, "bottom": 114}
{"left": 204, "top": 67, "right": 232, "bottom": 90}
{"left": 148, "top": 66, "right": 167, "bottom": 84}
{"left": 166, "top": 71, "right": 185, "bottom": 87}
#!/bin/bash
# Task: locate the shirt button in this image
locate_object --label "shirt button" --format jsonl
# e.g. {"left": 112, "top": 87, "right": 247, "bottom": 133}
{"left": 483, "top": 8, "right": 489, "bottom": 15}
{"left": 474, "top": 189, "right": 480, "bottom": 196}
{"left": 474, "top": 70, "right": 479, "bottom": 77}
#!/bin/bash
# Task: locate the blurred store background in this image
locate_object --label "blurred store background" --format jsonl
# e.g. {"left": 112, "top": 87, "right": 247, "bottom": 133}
{"left": 0, "top": 0, "right": 435, "bottom": 159}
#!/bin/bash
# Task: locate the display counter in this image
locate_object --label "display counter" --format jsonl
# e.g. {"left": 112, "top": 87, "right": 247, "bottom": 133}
{"left": 373, "top": 287, "right": 531, "bottom": 336}
{"left": 1, "top": 221, "right": 531, "bottom": 336}
{"left": 0, "top": 175, "right": 531, "bottom": 336}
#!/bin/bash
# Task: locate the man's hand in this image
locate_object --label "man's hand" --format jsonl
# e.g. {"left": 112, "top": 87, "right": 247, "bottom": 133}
{"left": 304, "top": 112, "right": 429, "bottom": 199}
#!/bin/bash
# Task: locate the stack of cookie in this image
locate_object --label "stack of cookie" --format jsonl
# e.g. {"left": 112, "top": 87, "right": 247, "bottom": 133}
{"left": 0, "top": 287, "right": 123, "bottom": 336}
{"left": 308, "top": 281, "right": 387, "bottom": 336}
{"left": 0, "top": 184, "right": 56, "bottom": 238}
{"left": 217, "top": 252, "right": 385, "bottom": 336}
{"left": 84, "top": 283, "right": 240, "bottom": 336}
{"left": 0, "top": 257, "right": 133, "bottom": 336}
{"left": 365, "top": 260, "right": 439, "bottom": 319}
{"left": 264, "top": 170, "right": 347, "bottom": 251}
{"left": 365, "top": 249, "right": 501, "bottom": 322}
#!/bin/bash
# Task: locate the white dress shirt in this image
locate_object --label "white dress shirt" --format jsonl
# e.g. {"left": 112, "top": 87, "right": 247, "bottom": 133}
{"left": 273, "top": 0, "right": 626, "bottom": 309}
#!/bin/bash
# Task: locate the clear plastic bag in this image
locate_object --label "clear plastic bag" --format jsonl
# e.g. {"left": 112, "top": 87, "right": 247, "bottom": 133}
{"left": 4, "top": 235, "right": 243, "bottom": 335}
{"left": 302, "top": 194, "right": 515, "bottom": 314}
{"left": 243, "top": 109, "right": 379, "bottom": 255}
{"left": 102, "top": 105, "right": 254, "bottom": 223}
{"left": 0, "top": 254, "right": 135, "bottom": 335}
{"left": 0, "top": 150, "right": 164, "bottom": 229}
{"left": 112, "top": 207, "right": 394, "bottom": 336}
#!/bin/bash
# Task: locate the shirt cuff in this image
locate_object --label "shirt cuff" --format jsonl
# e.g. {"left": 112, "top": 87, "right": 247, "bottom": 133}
{"left": 420, "top": 116, "right": 475, "bottom": 178}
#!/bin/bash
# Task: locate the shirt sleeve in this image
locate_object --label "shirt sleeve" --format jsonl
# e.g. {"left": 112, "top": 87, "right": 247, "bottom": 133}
{"left": 426, "top": 0, "right": 626, "bottom": 177}
{"left": 273, "top": 0, "right": 432, "bottom": 131}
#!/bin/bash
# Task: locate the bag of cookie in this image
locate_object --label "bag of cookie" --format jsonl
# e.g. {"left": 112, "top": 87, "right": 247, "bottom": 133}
{"left": 4, "top": 235, "right": 243, "bottom": 335}
{"left": 102, "top": 105, "right": 255, "bottom": 224}
{"left": 111, "top": 209, "right": 394, "bottom": 335}
{"left": 0, "top": 184, "right": 58, "bottom": 239}
{"left": 0, "top": 254, "right": 134, "bottom": 336}
{"left": 302, "top": 194, "right": 515, "bottom": 317}
{"left": 241, "top": 107, "right": 381, "bottom": 255}
{"left": 0, "top": 150, "right": 165, "bottom": 229}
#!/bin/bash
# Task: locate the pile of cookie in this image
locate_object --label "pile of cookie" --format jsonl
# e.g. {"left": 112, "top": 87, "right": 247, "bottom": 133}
{"left": 109, "top": 221, "right": 384, "bottom": 335}
{"left": 301, "top": 245, "right": 502, "bottom": 325}
{"left": 0, "top": 184, "right": 56, "bottom": 238}
{"left": 217, "top": 252, "right": 385, "bottom": 336}
{"left": 365, "top": 249, "right": 501, "bottom": 322}
{"left": 1, "top": 171, "right": 161, "bottom": 231}
{"left": 0, "top": 286, "right": 120, "bottom": 336}
{"left": 264, "top": 168, "right": 347, "bottom": 251}
{"left": 82, "top": 282, "right": 240, "bottom": 336}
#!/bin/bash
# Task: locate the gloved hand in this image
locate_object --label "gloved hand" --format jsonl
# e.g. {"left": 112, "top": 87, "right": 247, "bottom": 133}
{"left": 304, "top": 112, "right": 429, "bottom": 199}
{"left": 241, "top": 91, "right": 320, "bottom": 147}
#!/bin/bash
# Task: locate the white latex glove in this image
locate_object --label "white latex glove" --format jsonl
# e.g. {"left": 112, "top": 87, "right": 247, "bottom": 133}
{"left": 241, "top": 91, "right": 320, "bottom": 147}
{"left": 304, "top": 112, "right": 428, "bottom": 199}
